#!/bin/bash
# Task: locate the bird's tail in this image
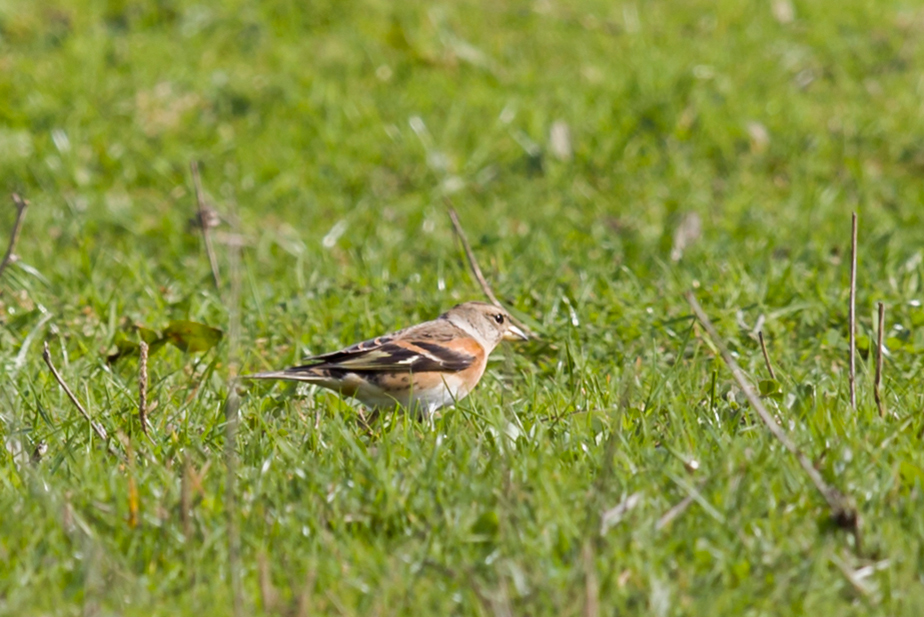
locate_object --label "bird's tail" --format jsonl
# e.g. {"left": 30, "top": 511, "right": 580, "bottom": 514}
{"left": 239, "top": 367, "right": 326, "bottom": 383}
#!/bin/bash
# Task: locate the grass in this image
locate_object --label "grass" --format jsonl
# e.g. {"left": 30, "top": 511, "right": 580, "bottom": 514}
{"left": 2, "top": 0, "right": 924, "bottom": 614}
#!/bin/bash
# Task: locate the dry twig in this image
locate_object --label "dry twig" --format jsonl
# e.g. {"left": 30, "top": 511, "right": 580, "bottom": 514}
{"left": 42, "top": 342, "right": 111, "bottom": 446}
{"left": 0, "top": 193, "right": 29, "bottom": 280}
{"left": 445, "top": 200, "right": 536, "bottom": 339}
{"left": 874, "top": 302, "right": 885, "bottom": 418}
{"left": 686, "top": 292, "right": 859, "bottom": 545}
{"left": 758, "top": 331, "right": 777, "bottom": 381}
{"left": 190, "top": 161, "right": 222, "bottom": 290}
{"left": 138, "top": 341, "right": 149, "bottom": 434}
{"left": 849, "top": 212, "right": 858, "bottom": 409}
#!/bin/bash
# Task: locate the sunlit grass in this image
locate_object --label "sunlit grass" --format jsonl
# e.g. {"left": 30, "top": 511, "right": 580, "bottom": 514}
{"left": 2, "top": 0, "right": 924, "bottom": 614}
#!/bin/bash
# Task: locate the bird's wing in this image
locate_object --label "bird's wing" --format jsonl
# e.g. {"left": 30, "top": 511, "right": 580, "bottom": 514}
{"left": 301, "top": 338, "right": 475, "bottom": 373}
{"left": 299, "top": 321, "right": 478, "bottom": 373}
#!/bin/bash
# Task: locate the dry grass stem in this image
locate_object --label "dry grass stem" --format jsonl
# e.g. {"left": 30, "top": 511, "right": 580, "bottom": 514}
{"left": 655, "top": 495, "right": 695, "bottom": 531}
{"left": 874, "top": 302, "right": 885, "bottom": 418}
{"left": 600, "top": 492, "right": 642, "bottom": 535}
{"left": 138, "top": 341, "right": 149, "bottom": 435}
{"left": 258, "top": 552, "right": 279, "bottom": 612}
{"left": 831, "top": 554, "right": 873, "bottom": 599}
{"left": 0, "top": 193, "right": 30, "bottom": 280}
{"left": 190, "top": 161, "right": 222, "bottom": 290}
{"left": 758, "top": 331, "right": 776, "bottom": 380}
{"left": 686, "top": 292, "right": 859, "bottom": 545}
{"left": 42, "top": 341, "right": 110, "bottom": 444}
{"left": 445, "top": 200, "right": 536, "bottom": 339}
{"left": 582, "top": 543, "right": 599, "bottom": 617}
{"left": 295, "top": 570, "right": 317, "bottom": 617}
{"left": 849, "top": 212, "right": 858, "bottom": 409}
{"left": 445, "top": 204, "right": 499, "bottom": 305}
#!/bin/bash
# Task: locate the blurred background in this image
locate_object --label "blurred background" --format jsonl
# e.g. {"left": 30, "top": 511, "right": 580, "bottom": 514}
{"left": 4, "top": 1, "right": 923, "bottom": 312}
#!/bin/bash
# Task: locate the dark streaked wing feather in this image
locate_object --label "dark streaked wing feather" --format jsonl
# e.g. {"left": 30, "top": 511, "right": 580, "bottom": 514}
{"left": 297, "top": 339, "right": 474, "bottom": 373}
{"left": 245, "top": 319, "right": 475, "bottom": 381}
{"left": 305, "top": 316, "right": 460, "bottom": 362}
{"left": 410, "top": 342, "right": 474, "bottom": 370}
{"left": 308, "top": 334, "right": 398, "bottom": 363}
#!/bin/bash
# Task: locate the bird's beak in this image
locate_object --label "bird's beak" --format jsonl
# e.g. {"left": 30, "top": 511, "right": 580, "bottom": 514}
{"left": 503, "top": 323, "right": 529, "bottom": 341}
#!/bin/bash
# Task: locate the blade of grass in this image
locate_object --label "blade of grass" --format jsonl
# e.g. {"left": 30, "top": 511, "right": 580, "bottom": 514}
{"left": 686, "top": 291, "right": 859, "bottom": 547}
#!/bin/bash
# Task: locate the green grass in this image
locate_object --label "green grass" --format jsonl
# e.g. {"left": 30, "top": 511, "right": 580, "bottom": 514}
{"left": 3, "top": 0, "right": 924, "bottom": 614}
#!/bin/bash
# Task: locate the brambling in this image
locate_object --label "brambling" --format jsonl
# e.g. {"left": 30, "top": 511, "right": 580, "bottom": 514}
{"left": 246, "top": 301, "right": 528, "bottom": 417}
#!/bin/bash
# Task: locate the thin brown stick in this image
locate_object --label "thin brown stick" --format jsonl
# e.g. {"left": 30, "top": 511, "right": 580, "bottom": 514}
{"left": 190, "top": 161, "right": 222, "bottom": 290}
{"left": 446, "top": 205, "right": 501, "bottom": 306}
{"left": 42, "top": 341, "right": 110, "bottom": 444}
{"left": 848, "top": 212, "right": 858, "bottom": 409}
{"left": 874, "top": 302, "right": 885, "bottom": 418}
{"left": 686, "top": 292, "right": 859, "bottom": 541}
{"left": 0, "top": 193, "right": 29, "bottom": 280}
{"left": 758, "top": 331, "right": 777, "bottom": 381}
{"left": 138, "top": 341, "right": 149, "bottom": 434}
{"left": 445, "top": 200, "right": 536, "bottom": 339}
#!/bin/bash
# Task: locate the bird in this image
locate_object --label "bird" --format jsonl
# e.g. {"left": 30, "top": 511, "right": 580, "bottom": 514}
{"left": 244, "top": 301, "right": 528, "bottom": 417}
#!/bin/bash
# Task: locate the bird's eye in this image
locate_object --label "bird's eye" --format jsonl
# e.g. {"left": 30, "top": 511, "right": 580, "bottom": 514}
{"left": 494, "top": 313, "right": 505, "bottom": 324}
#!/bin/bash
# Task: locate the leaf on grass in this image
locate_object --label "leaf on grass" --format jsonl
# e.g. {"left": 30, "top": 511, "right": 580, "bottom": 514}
{"left": 885, "top": 337, "right": 909, "bottom": 354}
{"left": 899, "top": 461, "right": 924, "bottom": 485}
{"left": 138, "top": 326, "right": 160, "bottom": 345}
{"left": 107, "top": 335, "right": 140, "bottom": 364}
{"left": 164, "top": 320, "right": 223, "bottom": 353}
{"left": 911, "top": 310, "right": 924, "bottom": 328}
{"left": 106, "top": 326, "right": 170, "bottom": 364}
{"left": 856, "top": 334, "right": 871, "bottom": 360}
{"left": 758, "top": 379, "right": 783, "bottom": 400}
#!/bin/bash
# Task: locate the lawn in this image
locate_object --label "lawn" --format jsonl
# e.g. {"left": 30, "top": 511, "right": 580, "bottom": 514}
{"left": 2, "top": 0, "right": 924, "bottom": 614}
